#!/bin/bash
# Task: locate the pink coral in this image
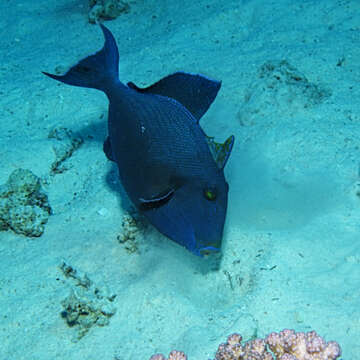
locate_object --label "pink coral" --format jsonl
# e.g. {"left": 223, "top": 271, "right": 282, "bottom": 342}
{"left": 215, "top": 333, "right": 273, "bottom": 360}
{"left": 168, "top": 350, "right": 187, "bottom": 360}
{"left": 150, "top": 351, "right": 187, "bottom": 360}
{"left": 149, "top": 329, "right": 341, "bottom": 360}
{"left": 265, "top": 329, "right": 341, "bottom": 360}
{"left": 150, "top": 355, "right": 167, "bottom": 360}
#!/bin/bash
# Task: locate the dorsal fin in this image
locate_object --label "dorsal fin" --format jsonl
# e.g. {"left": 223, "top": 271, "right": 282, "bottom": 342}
{"left": 127, "top": 72, "right": 221, "bottom": 122}
{"left": 206, "top": 135, "right": 234, "bottom": 170}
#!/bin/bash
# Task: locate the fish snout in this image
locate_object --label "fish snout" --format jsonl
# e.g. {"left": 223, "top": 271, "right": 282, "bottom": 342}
{"left": 198, "top": 242, "right": 221, "bottom": 256}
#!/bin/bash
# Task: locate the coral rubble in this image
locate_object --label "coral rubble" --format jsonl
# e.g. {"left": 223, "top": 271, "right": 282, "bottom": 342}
{"left": 59, "top": 261, "right": 117, "bottom": 340}
{"left": 238, "top": 60, "right": 332, "bottom": 126}
{"left": 0, "top": 168, "right": 51, "bottom": 237}
{"left": 88, "top": 0, "right": 130, "bottom": 24}
{"left": 117, "top": 212, "right": 140, "bottom": 253}
{"left": 48, "top": 127, "right": 83, "bottom": 174}
{"left": 258, "top": 60, "right": 332, "bottom": 107}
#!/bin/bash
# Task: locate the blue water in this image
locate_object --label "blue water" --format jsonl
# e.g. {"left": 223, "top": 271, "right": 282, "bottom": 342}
{"left": 0, "top": 0, "right": 358, "bottom": 359}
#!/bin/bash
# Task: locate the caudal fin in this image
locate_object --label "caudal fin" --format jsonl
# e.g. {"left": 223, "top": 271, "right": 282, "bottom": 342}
{"left": 42, "top": 24, "right": 119, "bottom": 92}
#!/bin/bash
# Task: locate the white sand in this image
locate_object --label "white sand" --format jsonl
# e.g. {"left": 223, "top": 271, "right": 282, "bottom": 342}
{"left": 0, "top": 0, "right": 359, "bottom": 359}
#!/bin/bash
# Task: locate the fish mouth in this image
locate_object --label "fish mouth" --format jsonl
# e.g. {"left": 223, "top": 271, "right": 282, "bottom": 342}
{"left": 199, "top": 244, "right": 221, "bottom": 256}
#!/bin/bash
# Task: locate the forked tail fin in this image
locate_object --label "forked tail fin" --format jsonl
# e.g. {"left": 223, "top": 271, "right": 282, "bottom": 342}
{"left": 42, "top": 24, "right": 119, "bottom": 92}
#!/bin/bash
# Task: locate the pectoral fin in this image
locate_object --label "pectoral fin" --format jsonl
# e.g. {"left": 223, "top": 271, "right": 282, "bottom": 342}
{"left": 139, "top": 188, "right": 175, "bottom": 210}
{"left": 206, "top": 135, "right": 234, "bottom": 170}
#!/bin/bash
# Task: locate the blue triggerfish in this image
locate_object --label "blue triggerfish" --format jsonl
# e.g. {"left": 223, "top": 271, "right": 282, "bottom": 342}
{"left": 43, "top": 25, "right": 234, "bottom": 256}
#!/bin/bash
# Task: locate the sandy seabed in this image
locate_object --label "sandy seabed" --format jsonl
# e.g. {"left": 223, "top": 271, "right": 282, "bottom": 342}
{"left": 0, "top": 0, "right": 359, "bottom": 359}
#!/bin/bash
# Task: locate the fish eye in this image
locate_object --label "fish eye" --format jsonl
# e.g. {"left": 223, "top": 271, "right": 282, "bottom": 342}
{"left": 203, "top": 188, "right": 217, "bottom": 201}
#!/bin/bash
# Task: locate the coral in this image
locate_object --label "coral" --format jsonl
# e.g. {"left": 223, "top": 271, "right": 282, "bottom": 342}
{"left": 88, "top": 0, "right": 130, "bottom": 24}
{"left": 59, "top": 261, "right": 116, "bottom": 340}
{"left": 151, "top": 330, "right": 341, "bottom": 360}
{"left": 0, "top": 169, "right": 51, "bottom": 237}
{"left": 48, "top": 127, "right": 83, "bottom": 174}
